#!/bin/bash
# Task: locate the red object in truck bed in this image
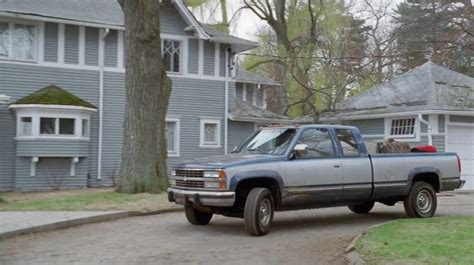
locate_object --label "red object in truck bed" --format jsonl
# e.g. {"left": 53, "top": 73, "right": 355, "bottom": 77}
{"left": 412, "top": 146, "right": 437, "bottom": 152}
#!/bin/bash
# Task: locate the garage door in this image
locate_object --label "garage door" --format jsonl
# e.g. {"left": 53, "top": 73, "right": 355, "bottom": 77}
{"left": 447, "top": 125, "right": 474, "bottom": 190}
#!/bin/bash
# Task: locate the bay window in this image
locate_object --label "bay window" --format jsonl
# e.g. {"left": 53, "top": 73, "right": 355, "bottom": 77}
{"left": 0, "top": 21, "right": 37, "bottom": 61}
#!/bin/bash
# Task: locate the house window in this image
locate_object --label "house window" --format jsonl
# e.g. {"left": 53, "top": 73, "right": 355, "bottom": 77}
{"left": 81, "top": 119, "right": 90, "bottom": 137}
{"left": 200, "top": 119, "right": 221, "bottom": 147}
{"left": 40, "top": 117, "right": 56, "bottom": 135}
{"left": 236, "top": 83, "right": 244, "bottom": 100}
{"left": 40, "top": 117, "right": 76, "bottom": 136}
{"left": 162, "top": 39, "right": 181, "bottom": 73}
{"left": 0, "top": 21, "right": 37, "bottom": 61}
{"left": 165, "top": 118, "right": 180, "bottom": 156}
{"left": 19, "top": 117, "right": 32, "bottom": 136}
{"left": 59, "top": 118, "right": 75, "bottom": 135}
{"left": 389, "top": 118, "right": 416, "bottom": 137}
{"left": 256, "top": 87, "right": 264, "bottom": 107}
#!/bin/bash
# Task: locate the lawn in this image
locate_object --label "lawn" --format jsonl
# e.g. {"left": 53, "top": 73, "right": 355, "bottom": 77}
{"left": 356, "top": 216, "right": 474, "bottom": 265}
{"left": 0, "top": 188, "right": 180, "bottom": 213}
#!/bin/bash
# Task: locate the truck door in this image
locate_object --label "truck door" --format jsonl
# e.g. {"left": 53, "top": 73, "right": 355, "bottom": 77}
{"left": 335, "top": 129, "right": 372, "bottom": 202}
{"left": 284, "top": 127, "right": 343, "bottom": 205}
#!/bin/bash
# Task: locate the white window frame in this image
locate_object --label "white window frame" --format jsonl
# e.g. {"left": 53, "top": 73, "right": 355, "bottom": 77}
{"left": 161, "top": 37, "right": 183, "bottom": 74}
{"left": 0, "top": 19, "right": 39, "bottom": 63}
{"left": 19, "top": 116, "right": 33, "bottom": 136}
{"left": 200, "top": 118, "right": 221, "bottom": 148}
{"left": 166, "top": 117, "right": 180, "bottom": 157}
{"left": 384, "top": 116, "right": 420, "bottom": 142}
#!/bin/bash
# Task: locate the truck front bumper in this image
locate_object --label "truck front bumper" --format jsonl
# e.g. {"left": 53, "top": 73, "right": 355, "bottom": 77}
{"left": 167, "top": 188, "right": 235, "bottom": 207}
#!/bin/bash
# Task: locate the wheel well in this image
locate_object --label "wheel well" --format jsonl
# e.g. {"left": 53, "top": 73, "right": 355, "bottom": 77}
{"left": 235, "top": 178, "right": 281, "bottom": 208}
{"left": 412, "top": 173, "right": 440, "bottom": 192}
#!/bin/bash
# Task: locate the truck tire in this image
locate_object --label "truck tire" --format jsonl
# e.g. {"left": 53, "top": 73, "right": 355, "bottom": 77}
{"left": 404, "top": 181, "right": 437, "bottom": 218}
{"left": 184, "top": 205, "right": 213, "bottom": 225}
{"left": 348, "top": 201, "right": 375, "bottom": 214}
{"left": 244, "top": 188, "right": 274, "bottom": 236}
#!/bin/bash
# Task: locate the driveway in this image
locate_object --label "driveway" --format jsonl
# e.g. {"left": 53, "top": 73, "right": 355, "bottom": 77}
{"left": 1, "top": 193, "right": 473, "bottom": 265}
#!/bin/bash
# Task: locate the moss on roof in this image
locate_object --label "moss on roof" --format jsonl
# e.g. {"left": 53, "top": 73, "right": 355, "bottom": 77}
{"left": 13, "top": 85, "right": 96, "bottom": 109}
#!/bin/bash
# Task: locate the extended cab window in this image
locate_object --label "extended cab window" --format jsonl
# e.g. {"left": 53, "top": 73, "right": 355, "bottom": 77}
{"left": 296, "top": 128, "right": 335, "bottom": 159}
{"left": 336, "top": 129, "right": 360, "bottom": 156}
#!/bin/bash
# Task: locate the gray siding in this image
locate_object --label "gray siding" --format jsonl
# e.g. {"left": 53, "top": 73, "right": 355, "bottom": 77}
{"left": 439, "top": 115, "right": 445, "bottom": 133}
{"left": 188, "top": 39, "right": 199, "bottom": 74}
{"left": 219, "top": 45, "right": 228, "bottom": 77}
{"left": 228, "top": 121, "right": 255, "bottom": 153}
{"left": 44, "top": 22, "right": 58, "bottom": 63}
{"left": 104, "top": 30, "right": 118, "bottom": 67}
{"left": 450, "top": 115, "right": 474, "bottom": 123}
{"left": 64, "top": 24, "right": 79, "bottom": 64}
{"left": 85, "top": 27, "right": 99, "bottom": 66}
{"left": 14, "top": 157, "right": 88, "bottom": 191}
{"left": 203, "top": 42, "right": 215, "bottom": 76}
{"left": 160, "top": 7, "right": 191, "bottom": 35}
{"left": 16, "top": 140, "right": 89, "bottom": 157}
{"left": 342, "top": 118, "right": 385, "bottom": 135}
{"left": 0, "top": 104, "right": 15, "bottom": 191}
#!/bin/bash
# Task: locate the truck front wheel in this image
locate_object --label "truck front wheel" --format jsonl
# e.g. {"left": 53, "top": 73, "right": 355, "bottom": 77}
{"left": 404, "top": 181, "right": 437, "bottom": 218}
{"left": 348, "top": 201, "right": 375, "bottom": 214}
{"left": 244, "top": 188, "right": 274, "bottom": 236}
{"left": 184, "top": 205, "right": 213, "bottom": 225}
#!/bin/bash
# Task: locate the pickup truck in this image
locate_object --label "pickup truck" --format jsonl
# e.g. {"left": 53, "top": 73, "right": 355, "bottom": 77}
{"left": 167, "top": 125, "right": 465, "bottom": 236}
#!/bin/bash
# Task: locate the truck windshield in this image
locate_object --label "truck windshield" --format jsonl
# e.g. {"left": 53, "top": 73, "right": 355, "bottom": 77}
{"left": 236, "top": 128, "right": 297, "bottom": 155}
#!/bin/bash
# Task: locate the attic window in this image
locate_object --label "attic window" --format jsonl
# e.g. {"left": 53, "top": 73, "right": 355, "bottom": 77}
{"left": 389, "top": 118, "right": 416, "bottom": 137}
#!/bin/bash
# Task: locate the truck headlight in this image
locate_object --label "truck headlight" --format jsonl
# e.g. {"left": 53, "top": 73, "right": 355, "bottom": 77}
{"left": 203, "top": 171, "right": 220, "bottom": 178}
{"left": 203, "top": 170, "right": 226, "bottom": 189}
{"left": 170, "top": 170, "right": 176, "bottom": 177}
{"left": 204, "top": 182, "right": 221, "bottom": 189}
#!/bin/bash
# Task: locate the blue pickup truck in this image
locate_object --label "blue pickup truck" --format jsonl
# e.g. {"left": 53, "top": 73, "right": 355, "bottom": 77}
{"left": 168, "top": 125, "right": 464, "bottom": 236}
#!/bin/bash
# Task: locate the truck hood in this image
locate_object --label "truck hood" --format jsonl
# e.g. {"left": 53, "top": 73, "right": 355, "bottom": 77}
{"left": 174, "top": 153, "right": 285, "bottom": 169}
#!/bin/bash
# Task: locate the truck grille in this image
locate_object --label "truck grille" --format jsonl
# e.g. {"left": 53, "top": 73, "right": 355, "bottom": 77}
{"left": 175, "top": 179, "right": 204, "bottom": 188}
{"left": 175, "top": 169, "right": 204, "bottom": 178}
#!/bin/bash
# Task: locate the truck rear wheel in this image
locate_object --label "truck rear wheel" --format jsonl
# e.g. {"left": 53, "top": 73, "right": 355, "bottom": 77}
{"left": 244, "top": 187, "right": 274, "bottom": 236}
{"left": 348, "top": 201, "right": 375, "bottom": 214}
{"left": 404, "top": 181, "right": 437, "bottom": 218}
{"left": 184, "top": 205, "right": 213, "bottom": 225}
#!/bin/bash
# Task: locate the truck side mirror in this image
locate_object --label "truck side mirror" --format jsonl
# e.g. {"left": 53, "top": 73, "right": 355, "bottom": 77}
{"left": 294, "top": 144, "right": 308, "bottom": 152}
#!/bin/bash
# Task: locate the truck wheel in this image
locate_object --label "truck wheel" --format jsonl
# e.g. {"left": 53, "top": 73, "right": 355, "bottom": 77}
{"left": 184, "top": 205, "right": 213, "bottom": 225}
{"left": 404, "top": 181, "right": 437, "bottom": 218}
{"left": 348, "top": 201, "right": 375, "bottom": 214}
{"left": 244, "top": 188, "right": 274, "bottom": 236}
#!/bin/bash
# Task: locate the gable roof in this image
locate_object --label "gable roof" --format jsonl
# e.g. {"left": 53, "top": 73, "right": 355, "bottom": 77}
{"left": 235, "top": 68, "right": 280, "bottom": 86}
{"left": 332, "top": 62, "right": 474, "bottom": 118}
{"left": 12, "top": 85, "right": 96, "bottom": 109}
{"left": 229, "top": 98, "right": 311, "bottom": 124}
{"left": 0, "top": 0, "right": 258, "bottom": 52}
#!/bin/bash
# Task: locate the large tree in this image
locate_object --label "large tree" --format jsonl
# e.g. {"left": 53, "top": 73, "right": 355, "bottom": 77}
{"left": 116, "top": 0, "right": 171, "bottom": 193}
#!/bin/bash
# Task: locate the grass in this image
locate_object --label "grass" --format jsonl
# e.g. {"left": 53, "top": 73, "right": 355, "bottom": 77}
{"left": 357, "top": 216, "right": 474, "bottom": 265}
{"left": 0, "top": 188, "right": 179, "bottom": 213}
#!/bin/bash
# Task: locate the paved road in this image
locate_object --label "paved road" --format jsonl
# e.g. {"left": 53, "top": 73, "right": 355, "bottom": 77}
{"left": 1, "top": 193, "right": 473, "bottom": 265}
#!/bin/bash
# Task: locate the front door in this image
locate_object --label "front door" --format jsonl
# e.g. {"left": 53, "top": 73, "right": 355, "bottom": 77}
{"left": 283, "top": 128, "right": 343, "bottom": 208}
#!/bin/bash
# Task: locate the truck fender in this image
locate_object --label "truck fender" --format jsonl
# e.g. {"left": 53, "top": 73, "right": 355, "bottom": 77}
{"left": 407, "top": 166, "right": 442, "bottom": 192}
{"left": 228, "top": 170, "right": 284, "bottom": 192}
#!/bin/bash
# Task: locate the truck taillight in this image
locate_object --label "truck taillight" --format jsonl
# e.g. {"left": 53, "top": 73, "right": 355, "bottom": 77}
{"left": 456, "top": 154, "right": 462, "bottom": 172}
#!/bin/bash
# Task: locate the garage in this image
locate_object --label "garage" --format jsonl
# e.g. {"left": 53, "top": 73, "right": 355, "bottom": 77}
{"left": 447, "top": 124, "right": 474, "bottom": 190}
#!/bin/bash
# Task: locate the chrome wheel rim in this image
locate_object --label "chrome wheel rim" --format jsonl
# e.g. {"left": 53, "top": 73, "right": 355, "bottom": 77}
{"left": 417, "top": 189, "right": 432, "bottom": 214}
{"left": 259, "top": 198, "right": 272, "bottom": 226}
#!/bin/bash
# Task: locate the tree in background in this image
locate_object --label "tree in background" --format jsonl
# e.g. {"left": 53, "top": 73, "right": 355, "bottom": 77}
{"left": 393, "top": 0, "right": 474, "bottom": 76}
{"left": 116, "top": 0, "right": 171, "bottom": 193}
{"left": 187, "top": 0, "right": 231, "bottom": 33}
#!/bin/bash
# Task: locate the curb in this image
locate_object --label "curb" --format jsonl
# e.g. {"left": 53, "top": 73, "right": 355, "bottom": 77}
{"left": 0, "top": 207, "right": 182, "bottom": 240}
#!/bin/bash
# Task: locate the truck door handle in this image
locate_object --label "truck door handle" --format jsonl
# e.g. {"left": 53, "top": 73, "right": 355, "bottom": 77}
{"left": 334, "top": 165, "right": 341, "bottom": 168}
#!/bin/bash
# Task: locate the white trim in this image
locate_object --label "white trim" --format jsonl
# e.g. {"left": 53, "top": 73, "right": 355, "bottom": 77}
{"left": 117, "top": 30, "right": 124, "bottom": 69}
{"left": 70, "top": 157, "right": 79, "bottom": 176}
{"left": 166, "top": 117, "right": 181, "bottom": 157}
{"left": 429, "top": 114, "right": 438, "bottom": 134}
{"left": 57, "top": 23, "right": 65, "bottom": 64}
{"left": 384, "top": 116, "right": 421, "bottom": 142}
{"left": 214, "top": 42, "right": 220, "bottom": 77}
{"left": 31, "top": 157, "right": 39, "bottom": 177}
{"left": 172, "top": 0, "right": 210, "bottom": 39}
{"left": 200, "top": 119, "right": 222, "bottom": 148}
{"left": 198, "top": 39, "right": 204, "bottom": 75}
{"left": 162, "top": 37, "right": 184, "bottom": 74}
{"left": 224, "top": 48, "right": 229, "bottom": 154}
{"left": 78, "top": 26, "right": 85, "bottom": 65}
{"left": 38, "top": 22, "right": 45, "bottom": 63}
{"left": 446, "top": 121, "right": 474, "bottom": 127}
{"left": 97, "top": 28, "right": 109, "bottom": 180}
{"left": 9, "top": 104, "right": 96, "bottom": 112}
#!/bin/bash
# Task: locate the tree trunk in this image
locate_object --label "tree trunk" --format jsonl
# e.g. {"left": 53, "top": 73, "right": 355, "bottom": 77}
{"left": 116, "top": 0, "right": 171, "bottom": 194}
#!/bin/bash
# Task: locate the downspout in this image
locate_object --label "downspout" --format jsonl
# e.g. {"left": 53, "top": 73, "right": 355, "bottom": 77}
{"left": 97, "top": 28, "right": 110, "bottom": 180}
{"left": 224, "top": 48, "right": 230, "bottom": 155}
{"left": 418, "top": 114, "right": 433, "bottom": 146}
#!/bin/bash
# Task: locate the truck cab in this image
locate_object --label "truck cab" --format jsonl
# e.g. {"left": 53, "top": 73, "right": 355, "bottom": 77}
{"left": 168, "top": 125, "right": 464, "bottom": 236}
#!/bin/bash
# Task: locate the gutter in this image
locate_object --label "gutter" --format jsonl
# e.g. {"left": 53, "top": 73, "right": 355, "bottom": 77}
{"left": 418, "top": 114, "right": 433, "bottom": 146}
{"left": 224, "top": 48, "right": 230, "bottom": 155}
{"left": 97, "top": 28, "right": 110, "bottom": 180}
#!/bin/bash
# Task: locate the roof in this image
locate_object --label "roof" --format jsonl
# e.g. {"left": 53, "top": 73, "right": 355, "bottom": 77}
{"left": 0, "top": 0, "right": 258, "bottom": 51}
{"left": 229, "top": 98, "right": 311, "bottom": 124}
{"left": 12, "top": 85, "right": 96, "bottom": 109}
{"left": 330, "top": 61, "right": 474, "bottom": 119}
{"left": 235, "top": 68, "right": 280, "bottom": 86}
